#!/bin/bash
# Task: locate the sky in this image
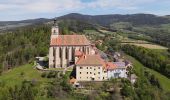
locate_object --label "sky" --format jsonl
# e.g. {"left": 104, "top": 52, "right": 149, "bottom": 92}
{"left": 0, "top": 0, "right": 170, "bottom": 21}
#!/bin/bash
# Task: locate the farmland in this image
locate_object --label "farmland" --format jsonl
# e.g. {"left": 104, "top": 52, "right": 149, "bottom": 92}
{"left": 122, "top": 43, "right": 168, "bottom": 49}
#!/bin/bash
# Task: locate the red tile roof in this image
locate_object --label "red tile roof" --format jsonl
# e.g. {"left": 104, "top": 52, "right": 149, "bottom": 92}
{"left": 106, "top": 62, "right": 117, "bottom": 70}
{"left": 50, "top": 35, "right": 90, "bottom": 46}
{"left": 76, "top": 54, "right": 106, "bottom": 66}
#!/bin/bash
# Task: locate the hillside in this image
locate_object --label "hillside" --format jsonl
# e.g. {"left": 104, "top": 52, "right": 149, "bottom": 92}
{"left": 56, "top": 13, "right": 170, "bottom": 47}
{"left": 2, "top": 13, "right": 170, "bottom": 32}
{"left": 0, "top": 18, "right": 51, "bottom": 32}
{"left": 57, "top": 13, "right": 170, "bottom": 27}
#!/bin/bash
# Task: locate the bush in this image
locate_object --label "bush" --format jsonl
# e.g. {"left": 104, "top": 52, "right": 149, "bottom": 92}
{"left": 47, "top": 71, "right": 57, "bottom": 78}
{"left": 20, "top": 72, "right": 25, "bottom": 77}
{"left": 41, "top": 72, "right": 47, "bottom": 78}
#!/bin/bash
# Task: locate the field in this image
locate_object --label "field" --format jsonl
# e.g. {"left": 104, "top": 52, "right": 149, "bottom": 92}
{"left": 122, "top": 43, "right": 168, "bottom": 49}
{"left": 125, "top": 55, "right": 170, "bottom": 92}
{"left": 121, "top": 38, "right": 168, "bottom": 49}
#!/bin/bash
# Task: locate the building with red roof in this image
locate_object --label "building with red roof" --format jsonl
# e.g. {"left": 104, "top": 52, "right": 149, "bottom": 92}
{"left": 49, "top": 21, "right": 91, "bottom": 68}
{"left": 76, "top": 54, "right": 107, "bottom": 81}
{"left": 48, "top": 20, "right": 128, "bottom": 81}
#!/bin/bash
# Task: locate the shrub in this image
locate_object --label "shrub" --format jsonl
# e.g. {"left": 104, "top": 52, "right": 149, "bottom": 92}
{"left": 47, "top": 71, "right": 56, "bottom": 78}
{"left": 20, "top": 72, "right": 25, "bottom": 77}
{"left": 41, "top": 72, "right": 47, "bottom": 78}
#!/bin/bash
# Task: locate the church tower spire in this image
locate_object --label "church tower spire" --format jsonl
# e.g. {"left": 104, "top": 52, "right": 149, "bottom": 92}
{"left": 51, "top": 19, "right": 59, "bottom": 38}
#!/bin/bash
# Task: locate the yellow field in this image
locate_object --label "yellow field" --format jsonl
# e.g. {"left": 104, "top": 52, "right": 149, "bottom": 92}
{"left": 99, "top": 29, "right": 110, "bottom": 33}
{"left": 122, "top": 43, "right": 168, "bottom": 49}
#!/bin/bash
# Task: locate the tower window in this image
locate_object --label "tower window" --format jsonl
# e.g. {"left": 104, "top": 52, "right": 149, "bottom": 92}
{"left": 53, "top": 30, "right": 56, "bottom": 34}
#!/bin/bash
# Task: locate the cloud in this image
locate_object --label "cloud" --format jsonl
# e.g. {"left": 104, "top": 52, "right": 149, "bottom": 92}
{"left": 0, "top": 0, "right": 170, "bottom": 20}
{"left": 0, "top": 0, "right": 82, "bottom": 13}
{"left": 0, "top": 0, "right": 155, "bottom": 13}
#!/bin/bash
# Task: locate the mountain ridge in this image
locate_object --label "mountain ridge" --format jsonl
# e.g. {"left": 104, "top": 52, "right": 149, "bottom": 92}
{"left": 1, "top": 13, "right": 170, "bottom": 32}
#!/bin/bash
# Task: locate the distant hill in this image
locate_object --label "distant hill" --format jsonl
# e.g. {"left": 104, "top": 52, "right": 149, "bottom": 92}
{"left": 57, "top": 13, "right": 170, "bottom": 27}
{"left": 0, "top": 18, "right": 51, "bottom": 32}
{"left": 1, "top": 13, "right": 170, "bottom": 32}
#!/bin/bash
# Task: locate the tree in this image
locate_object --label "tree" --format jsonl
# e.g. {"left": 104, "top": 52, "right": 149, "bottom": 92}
{"left": 165, "top": 64, "right": 170, "bottom": 77}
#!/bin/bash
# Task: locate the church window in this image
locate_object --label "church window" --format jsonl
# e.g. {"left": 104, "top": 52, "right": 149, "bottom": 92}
{"left": 87, "top": 47, "right": 89, "bottom": 54}
{"left": 66, "top": 47, "right": 68, "bottom": 59}
{"left": 83, "top": 47, "right": 85, "bottom": 52}
{"left": 59, "top": 47, "right": 62, "bottom": 58}
{"left": 53, "top": 48, "right": 56, "bottom": 57}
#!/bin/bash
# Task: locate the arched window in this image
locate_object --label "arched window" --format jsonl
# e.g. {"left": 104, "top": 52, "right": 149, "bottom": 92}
{"left": 59, "top": 47, "right": 62, "bottom": 58}
{"left": 53, "top": 30, "right": 56, "bottom": 34}
{"left": 66, "top": 47, "right": 68, "bottom": 59}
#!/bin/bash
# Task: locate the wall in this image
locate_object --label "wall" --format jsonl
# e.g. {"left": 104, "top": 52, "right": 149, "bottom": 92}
{"left": 76, "top": 65, "right": 103, "bottom": 81}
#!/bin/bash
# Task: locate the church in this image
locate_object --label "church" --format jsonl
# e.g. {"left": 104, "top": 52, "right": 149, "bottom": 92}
{"left": 49, "top": 20, "right": 127, "bottom": 81}
{"left": 49, "top": 21, "right": 92, "bottom": 68}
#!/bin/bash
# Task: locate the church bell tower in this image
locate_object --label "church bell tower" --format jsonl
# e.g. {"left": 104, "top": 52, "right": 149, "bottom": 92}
{"left": 51, "top": 19, "right": 59, "bottom": 38}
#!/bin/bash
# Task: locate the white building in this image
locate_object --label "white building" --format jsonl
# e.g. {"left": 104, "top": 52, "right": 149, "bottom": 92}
{"left": 107, "top": 62, "right": 127, "bottom": 79}
{"left": 76, "top": 54, "right": 106, "bottom": 81}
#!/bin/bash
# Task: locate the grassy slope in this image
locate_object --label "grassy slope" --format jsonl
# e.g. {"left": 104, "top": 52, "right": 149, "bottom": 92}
{"left": 125, "top": 55, "right": 170, "bottom": 92}
{"left": 0, "top": 64, "right": 55, "bottom": 100}
{"left": 0, "top": 64, "right": 49, "bottom": 87}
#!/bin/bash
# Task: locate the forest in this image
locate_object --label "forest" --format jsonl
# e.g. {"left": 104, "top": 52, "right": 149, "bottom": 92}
{"left": 0, "top": 24, "right": 51, "bottom": 73}
{"left": 122, "top": 44, "right": 170, "bottom": 78}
